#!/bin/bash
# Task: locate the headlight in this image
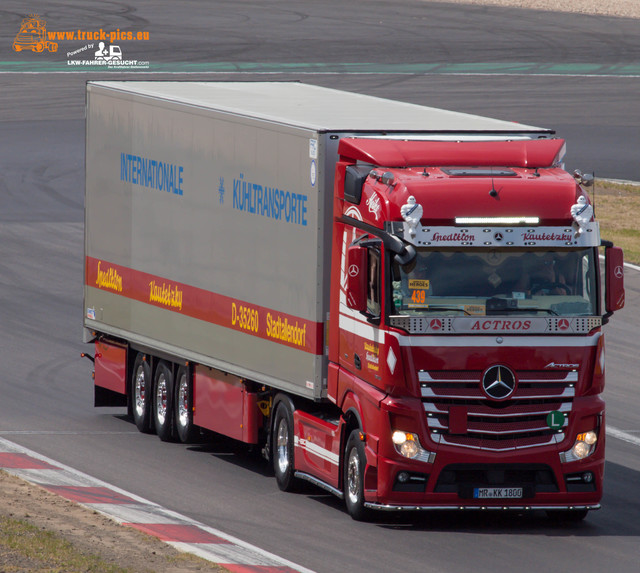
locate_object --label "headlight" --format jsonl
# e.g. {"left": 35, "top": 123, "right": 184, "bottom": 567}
{"left": 560, "top": 430, "right": 598, "bottom": 463}
{"left": 391, "top": 431, "right": 436, "bottom": 463}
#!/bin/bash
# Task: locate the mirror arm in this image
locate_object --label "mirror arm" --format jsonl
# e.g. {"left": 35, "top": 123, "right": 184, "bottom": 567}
{"left": 340, "top": 215, "right": 416, "bottom": 264}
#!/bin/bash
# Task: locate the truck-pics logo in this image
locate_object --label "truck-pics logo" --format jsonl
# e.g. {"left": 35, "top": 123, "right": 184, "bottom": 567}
{"left": 12, "top": 13, "right": 150, "bottom": 68}
{"left": 13, "top": 14, "right": 57, "bottom": 52}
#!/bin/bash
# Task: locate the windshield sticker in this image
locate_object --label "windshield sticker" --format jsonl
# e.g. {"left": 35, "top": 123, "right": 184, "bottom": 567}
{"left": 464, "top": 304, "right": 486, "bottom": 315}
{"left": 408, "top": 279, "right": 430, "bottom": 290}
{"left": 409, "top": 291, "right": 427, "bottom": 307}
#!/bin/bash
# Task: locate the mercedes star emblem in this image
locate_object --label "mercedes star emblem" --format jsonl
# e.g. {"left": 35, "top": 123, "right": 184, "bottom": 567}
{"left": 482, "top": 365, "right": 516, "bottom": 400}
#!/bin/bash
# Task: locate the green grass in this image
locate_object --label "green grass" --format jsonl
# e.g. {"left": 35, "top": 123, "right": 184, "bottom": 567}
{"left": 0, "top": 515, "right": 132, "bottom": 573}
{"left": 593, "top": 180, "right": 640, "bottom": 265}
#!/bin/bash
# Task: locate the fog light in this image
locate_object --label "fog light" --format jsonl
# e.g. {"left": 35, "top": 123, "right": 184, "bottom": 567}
{"left": 583, "top": 472, "right": 593, "bottom": 483}
{"left": 560, "top": 429, "right": 598, "bottom": 463}
{"left": 397, "top": 471, "right": 410, "bottom": 483}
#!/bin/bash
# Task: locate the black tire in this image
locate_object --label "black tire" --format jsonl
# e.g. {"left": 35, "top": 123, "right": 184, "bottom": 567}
{"left": 174, "top": 365, "right": 197, "bottom": 443}
{"left": 344, "top": 429, "right": 370, "bottom": 521}
{"left": 154, "top": 361, "right": 175, "bottom": 442}
{"left": 272, "top": 401, "right": 298, "bottom": 492}
{"left": 131, "top": 353, "right": 153, "bottom": 433}
{"left": 546, "top": 509, "right": 589, "bottom": 522}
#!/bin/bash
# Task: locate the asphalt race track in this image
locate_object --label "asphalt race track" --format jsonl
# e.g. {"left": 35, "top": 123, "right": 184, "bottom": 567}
{"left": 0, "top": 2, "right": 639, "bottom": 572}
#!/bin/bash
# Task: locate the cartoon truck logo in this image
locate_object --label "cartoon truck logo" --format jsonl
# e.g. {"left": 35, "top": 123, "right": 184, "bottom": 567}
{"left": 13, "top": 14, "right": 58, "bottom": 53}
{"left": 94, "top": 42, "right": 122, "bottom": 62}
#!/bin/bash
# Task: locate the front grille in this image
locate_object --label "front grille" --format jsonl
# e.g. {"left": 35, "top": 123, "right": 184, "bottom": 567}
{"left": 421, "top": 369, "right": 576, "bottom": 450}
{"left": 434, "top": 463, "right": 559, "bottom": 496}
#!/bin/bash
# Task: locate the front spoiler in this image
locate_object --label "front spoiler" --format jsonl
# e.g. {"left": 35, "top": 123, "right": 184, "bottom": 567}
{"left": 364, "top": 502, "right": 600, "bottom": 512}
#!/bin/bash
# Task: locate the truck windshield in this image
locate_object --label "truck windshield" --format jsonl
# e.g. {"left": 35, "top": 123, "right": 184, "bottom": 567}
{"left": 392, "top": 248, "right": 598, "bottom": 317}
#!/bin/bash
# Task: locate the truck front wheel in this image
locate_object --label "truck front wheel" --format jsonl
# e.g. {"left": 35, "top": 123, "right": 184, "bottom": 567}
{"left": 154, "top": 361, "right": 175, "bottom": 442}
{"left": 272, "top": 401, "right": 298, "bottom": 492}
{"left": 344, "top": 429, "right": 370, "bottom": 521}
{"left": 132, "top": 354, "right": 152, "bottom": 433}
{"left": 174, "top": 365, "right": 197, "bottom": 443}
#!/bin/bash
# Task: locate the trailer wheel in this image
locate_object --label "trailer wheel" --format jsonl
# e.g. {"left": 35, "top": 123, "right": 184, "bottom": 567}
{"left": 154, "top": 361, "right": 175, "bottom": 442}
{"left": 273, "top": 402, "right": 298, "bottom": 492}
{"left": 132, "top": 354, "right": 152, "bottom": 433}
{"left": 174, "top": 365, "right": 197, "bottom": 443}
{"left": 344, "top": 429, "right": 370, "bottom": 521}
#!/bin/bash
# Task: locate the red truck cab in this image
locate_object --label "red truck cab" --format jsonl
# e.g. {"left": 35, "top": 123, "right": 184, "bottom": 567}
{"left": 329, "top": 138, "right": 624, "bottom": 519}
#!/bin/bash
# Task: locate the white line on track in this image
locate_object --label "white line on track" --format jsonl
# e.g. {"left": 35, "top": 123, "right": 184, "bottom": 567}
{"left": 0, "top": 437, "right": 315, "bottom": 573}
{"left": 607, "top": 426, "right": 640, "bottom": 448}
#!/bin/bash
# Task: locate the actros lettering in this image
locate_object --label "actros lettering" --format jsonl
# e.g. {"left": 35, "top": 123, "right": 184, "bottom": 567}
{"left": 471, "top": 319, "right": 532, "bottom": 331}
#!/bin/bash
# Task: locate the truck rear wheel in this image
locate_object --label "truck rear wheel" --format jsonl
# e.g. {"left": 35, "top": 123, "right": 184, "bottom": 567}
{"left": 174, "top": 365, "right": 197, "bottom": 443}
{"left": 132, "top": 354, "right": 152, "bottom": 433}
{"left": 272, "top": 401, "right": 298, "bottom": 492}
{"left": 154, "top": 361, "right": 175, "bottom": 442}
{"left": 344, "top": 429, "right": 370, "bottom": 521}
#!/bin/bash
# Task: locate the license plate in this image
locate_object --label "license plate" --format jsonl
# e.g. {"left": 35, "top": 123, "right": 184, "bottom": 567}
{"left": 473, "top": 487, "right": 523, "bottom": 499}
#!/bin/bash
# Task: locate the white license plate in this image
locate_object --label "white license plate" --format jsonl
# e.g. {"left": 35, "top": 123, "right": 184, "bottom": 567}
{"left": 473, "top": 487, "right": 523, "bottom": 499}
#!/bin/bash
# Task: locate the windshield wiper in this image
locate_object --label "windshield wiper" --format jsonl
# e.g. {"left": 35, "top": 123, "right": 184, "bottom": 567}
{"left": 486, "top": 298, "right": 558, "bottom": 316}
{"left": 422, "top": 305, "right": 471, "bottom": 315}
{"left": 516, "top": 306, "right": 559, "bottom": 316}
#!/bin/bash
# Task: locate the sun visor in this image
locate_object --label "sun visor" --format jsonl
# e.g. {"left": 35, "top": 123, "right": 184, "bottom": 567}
{"left": 338, "top": 138, "right": 566, "bottom": 168}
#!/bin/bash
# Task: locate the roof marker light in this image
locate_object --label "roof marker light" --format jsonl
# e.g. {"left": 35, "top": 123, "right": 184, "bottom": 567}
{"left": 455, "top": 216, "right": 540, "bottom": 225}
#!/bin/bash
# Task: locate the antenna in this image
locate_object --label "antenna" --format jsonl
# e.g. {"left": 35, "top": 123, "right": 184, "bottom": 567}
{"left": 489, "top": 176, "right": 499, "bottom": 198}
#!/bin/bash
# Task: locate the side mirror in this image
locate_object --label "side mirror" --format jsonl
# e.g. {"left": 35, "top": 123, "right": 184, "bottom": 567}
{"left": 605, "top": 246, "right": 625, "bottom": 313}
{"left": 346, "top": 245, "right": 367, "bottom": 311}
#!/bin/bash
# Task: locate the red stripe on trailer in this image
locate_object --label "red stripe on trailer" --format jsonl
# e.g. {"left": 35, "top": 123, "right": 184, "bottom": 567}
{"left": 0, "top": 453, "right": 59, "bottom": 470}
{"left": 124, "top": 523, "right": 231, "bottom": 544}
{"left": 85, "top": 256, "right": 323, "bottom": 355}
{"left": 43, "top": 485, "right": 137, "bottom": 504}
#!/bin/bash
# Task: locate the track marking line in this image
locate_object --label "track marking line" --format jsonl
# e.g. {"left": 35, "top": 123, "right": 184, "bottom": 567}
{"left": 0, "top": 437, "right": 315, "bottom": 573}
{"left": 607, "top": 426, "right": 640, "bottom": 447}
